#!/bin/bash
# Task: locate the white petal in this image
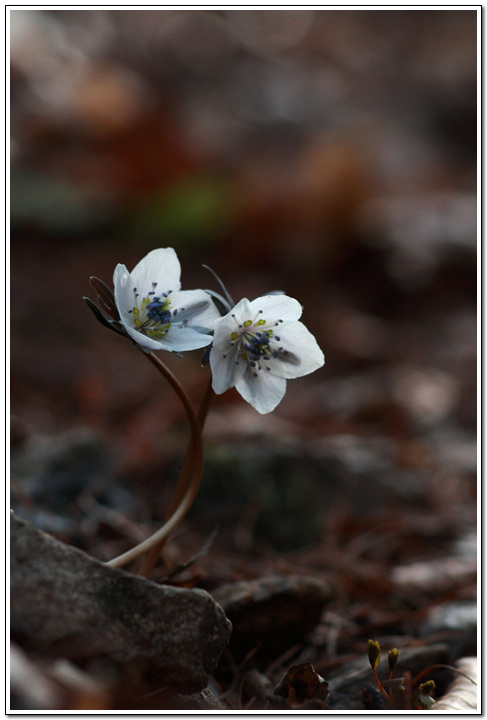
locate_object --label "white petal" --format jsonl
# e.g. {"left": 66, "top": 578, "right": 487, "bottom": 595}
{"left": 162, "top": 326, "right": 214, "bottom": 352}
{"left": 130, "top": 248, "right": 182, "bottom": 295}
{"left": 212, "top": 312, "right": 240, "bottom": 347}
{"left": 123, "top": 324, "right": 213, "bottom": 353}
{"left": 236, "top": 368, "right": 287, "bottom": 414}
{"left": 123, "top": 323, "right": 170, "bottom": 352}
{"left": 248, "top": 295, "right": 303, "bottom": 324}
{"left": 216, "top": 297, "right": 253, "bottom": 327}
{"left": 210, "top": 342, "right": 246, "bottom": 394}
{"left": 272, "top": 321, "right": 325, "bottom": 379}
{"left": 113, "top": 263, "right": 137, "bottom": 328}
{"left": 211, "top": 299, "right": 255, "bottom": 353}
{"left": 210, "top": 302, "right": 249, "bottom": 394}
{"left": 211, "top": 318, "right": 233, "bottom": 348}
{"left": 170, "top": 289, "right": 220, "bottom": 331}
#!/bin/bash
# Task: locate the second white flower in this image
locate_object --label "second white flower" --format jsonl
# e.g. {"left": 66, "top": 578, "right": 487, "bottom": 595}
{"left": 210, "top": 295, "right": 325, "bottom": 414}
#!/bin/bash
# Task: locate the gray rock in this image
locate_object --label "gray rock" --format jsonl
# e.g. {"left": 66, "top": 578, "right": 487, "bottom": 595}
{"left": 420, "top": 601, "right": 477, "bottom": 636}
{"left": 10, "top": 643, "right": 64, "bottom": 710}
{"left": 196, "top": 436, "right": 433, "bottom": 553}
{"left": 419, "top": 600, "right": 477, "bottom": 659}
{"left": 10, "top": 514, "right": 232, "bottom": 696}
{"left": 212, "top": 575, "right": 332, "bottom": 662}
{"left": 11, "top": 428, "right": 108, "bottom": 511}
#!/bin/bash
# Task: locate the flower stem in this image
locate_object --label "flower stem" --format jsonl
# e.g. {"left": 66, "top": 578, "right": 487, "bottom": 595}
{"left": 373, "top": 667, "right": 393, "bottom": 705}
{"left": 165, "top": 375, "right": 213, "bottom": 518}
{"left": 196, "top": 374, "right": 215, "bottom": 427}
{"left": 137, "top": 375, "right": 214, "bottom": 576}
{"left": 105, "top": 351, "right": 204, "bottom": 570}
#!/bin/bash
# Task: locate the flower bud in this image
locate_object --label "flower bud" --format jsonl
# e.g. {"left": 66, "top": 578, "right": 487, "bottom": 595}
{"left": 419, "top": 680, "right": 436, "bottom": 696}
{"left": 417, "top": 680, "right": 436, "bottom": 710}
{"left": 417, "top": 694, "right": 436, "bottom": 710}
{"left": 388, "top": 648, "right": 399, "bottom": 674}
{"left": 367, "top": 639, "right": 381, "bottom": 670}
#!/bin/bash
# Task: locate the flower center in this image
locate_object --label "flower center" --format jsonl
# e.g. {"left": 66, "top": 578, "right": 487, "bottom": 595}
{"left": 146, "top": 297, "right": 172, "bottom": 325}
{"left": 229, "top": 314, "right": 285, "bottom": 373}
{"left": 242, "top": 330, "right": 272, "bottom": 364}
{"left": 130, "top": 285, "right": 174, "bottom": 338}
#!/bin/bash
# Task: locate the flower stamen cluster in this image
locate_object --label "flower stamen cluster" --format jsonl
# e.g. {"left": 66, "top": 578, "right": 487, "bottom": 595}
{"left": 227, "top": 313, "right": 287, "bottom": 376}
{"left": 211, "top": 295, "right": 324, "bottom": 414}
{"left": 109, "top": 248, "right": 220, "bottom": 354}
{"left": 129, "top": 285, "right": 174, "bottom": 338}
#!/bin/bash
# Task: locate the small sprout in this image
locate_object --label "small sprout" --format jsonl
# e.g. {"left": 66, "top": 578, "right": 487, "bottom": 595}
{"left": 383, "top": 677, "right": 406, "bottom": 692}
{"left": 367, "top": 639, "right": 381, "bottom": 670}
{"left": 417, "top": 694, "right": 436, "bottom": 710}
{"left": 388, "top": 648, "right": 399, "bottom": 676}
{"left": 366, "top": 640, "right": 393, "bottom": 706}
{"left": 419, "top": 680, "right": 436, "bottom": 695}
{"left": 417, "top": 680, "right": 436, "bottom": 710}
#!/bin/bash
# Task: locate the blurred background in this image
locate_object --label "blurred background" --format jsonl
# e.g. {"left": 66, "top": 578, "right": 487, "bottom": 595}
{"left": 10, "top": 9, "right": 477, "bottom": 565}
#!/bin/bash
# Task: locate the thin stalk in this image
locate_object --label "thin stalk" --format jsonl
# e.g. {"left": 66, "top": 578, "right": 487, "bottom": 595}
{"left": 164, "top": 374, "right": 213, "bottom": 518}
{"left": 196, "top": 374, "right": 215, "bottom": 428}
{"left": 372, "top": 667, "right": 393, "bottom": 705}
{"left": 106, "top": 350, "right": 204, "bottom": 569}
{"left": 138, "top": 375, "right": 214, "bottom": 576}
{"left": 411, "top": 665, "right": 477, "bottom": 689}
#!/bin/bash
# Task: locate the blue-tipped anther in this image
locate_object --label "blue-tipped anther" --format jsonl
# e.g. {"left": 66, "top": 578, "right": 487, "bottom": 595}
{"left": 146, "top": 298, "right": 172, "bottom": 324}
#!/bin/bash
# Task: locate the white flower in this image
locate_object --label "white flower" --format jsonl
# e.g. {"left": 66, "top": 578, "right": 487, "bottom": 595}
{"left": 210, "top": 295, "right": 324, "bottom": 414}
{"left": 113, "top": 248, "right": 220, "bottom": 353}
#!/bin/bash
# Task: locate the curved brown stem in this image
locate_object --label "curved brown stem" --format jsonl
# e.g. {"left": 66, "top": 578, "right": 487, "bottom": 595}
{"left": 373, "top": 667, "right": 393, "bottom": 705}
{"left": 411, "top": 664, "right": 477, "bottom": 689}
{"left": 165, "top": 374, "right": 214, "bottom": 518}
{"left": 106, "top": 350, "right": 204, "bottom": 570}
{"left": 137, "top": 375, "right": 214, "bottom": 575}
{"left": 196, "top": 374, "right": 215, "bottom": 428}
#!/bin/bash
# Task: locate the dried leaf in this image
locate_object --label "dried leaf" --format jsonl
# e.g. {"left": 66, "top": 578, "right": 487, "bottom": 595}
{"left": 273, "top": 663, "right": 328, "bottom": 707}
{"left": 432, "top": 658, "right": 477, "bottom": 712}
